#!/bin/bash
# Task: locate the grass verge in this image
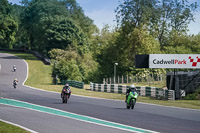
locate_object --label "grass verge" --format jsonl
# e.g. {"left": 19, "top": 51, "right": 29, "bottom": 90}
{"left": 2, "top": 51, "right": 200, "bottom": 110}
{"left": 0, "top": 121, "right": 29, "bottom": 133}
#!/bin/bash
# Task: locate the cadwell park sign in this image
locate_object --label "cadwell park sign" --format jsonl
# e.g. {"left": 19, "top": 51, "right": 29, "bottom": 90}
{"left": 135, "top": 54, "right": 200, "bottom": 100}
{"left": 149, "top": 54, "right": 200, "bottom": 68}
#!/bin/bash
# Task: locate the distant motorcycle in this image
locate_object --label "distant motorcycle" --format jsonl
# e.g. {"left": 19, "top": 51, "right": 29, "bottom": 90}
{"left": 13, "top": 66, "right": 16, "bottom": 72}
{"left": 13, "top": 80, "right": 17, "bottom": 89}
{"left": 126, "top": 91, "right": 138, "bottom": 109}
{"left": 61, "top": 88, "right": 71, "bottom": 103}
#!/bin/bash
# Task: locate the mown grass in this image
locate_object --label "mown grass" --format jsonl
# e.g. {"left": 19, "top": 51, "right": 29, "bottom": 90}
{"left": 134, "top": 80, "right": 166, "bottom": 88}
{"left": 0, "top": 121, "right": 29, "bottom": 133}
{"left": 2, "top": 51, "right": 200, "bottom": 110}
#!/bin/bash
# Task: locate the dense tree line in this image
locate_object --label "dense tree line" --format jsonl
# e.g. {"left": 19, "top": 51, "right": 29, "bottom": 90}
{"left": 0, "top": 0, "right": 199, "bottom": 83}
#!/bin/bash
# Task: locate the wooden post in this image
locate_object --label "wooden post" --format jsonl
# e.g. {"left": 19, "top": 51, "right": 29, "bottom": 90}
{"left": 152, "top": 73, "right": 154, "bottom": 84}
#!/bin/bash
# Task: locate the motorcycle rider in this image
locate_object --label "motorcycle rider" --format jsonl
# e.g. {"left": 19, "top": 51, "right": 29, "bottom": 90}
{"left": 61, "top": 83, "right": 71, "bottom": 98}
{"left": 13, "top": 65, "right": 16, "bottom": 72}
{"left": 125, "top": 84, "right": 137, "bottom": 103}
{"left": 13, "top": 78, "right": 18, "bottom": 87}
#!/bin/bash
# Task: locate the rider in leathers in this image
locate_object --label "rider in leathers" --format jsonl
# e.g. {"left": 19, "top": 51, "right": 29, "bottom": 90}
{"left": 125, "top": 84, "right": 137, "bottom": 103}
{"left": 61, "top": 84, "right": 71, "bottom": 98}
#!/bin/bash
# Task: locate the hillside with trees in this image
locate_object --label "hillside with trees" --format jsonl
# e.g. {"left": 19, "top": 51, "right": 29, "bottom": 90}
{"left": 0, "top": 0, "right": 199, "bottom": 83}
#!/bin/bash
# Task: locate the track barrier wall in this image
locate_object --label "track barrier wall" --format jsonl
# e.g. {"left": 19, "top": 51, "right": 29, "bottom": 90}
{"left": 62, "top": 80, "right": 84, "bottom": 89}
{"left": 90, "top": 82, "right": 175, "bottom": 100}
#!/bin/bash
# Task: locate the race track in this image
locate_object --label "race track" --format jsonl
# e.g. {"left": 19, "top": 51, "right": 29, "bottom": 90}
{"left": 0, "top": 53, "right": 200, "bottom": 133}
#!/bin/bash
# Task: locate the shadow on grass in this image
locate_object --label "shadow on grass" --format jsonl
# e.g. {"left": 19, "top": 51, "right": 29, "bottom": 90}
{"left": 16, "top": 55, "right": 38, "bottom": 60}
{"left": 85, "top": 89, "right": 92, "bottom": 91}
{"left": 0, "top": 51, "right": 38, "bottom": 60}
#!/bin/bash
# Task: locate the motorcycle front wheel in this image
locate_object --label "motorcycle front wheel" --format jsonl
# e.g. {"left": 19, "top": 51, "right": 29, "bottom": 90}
{"left": 131, "top": 99, "right": 136, "bottom": 109}
{"left": 126, "top": 102, "right": 130, "bottom": 109}
{"left": 62, "top": 94, "right": 68, "bottom": 103}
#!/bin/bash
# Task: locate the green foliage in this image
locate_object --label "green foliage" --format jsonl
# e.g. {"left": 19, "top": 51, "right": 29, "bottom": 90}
{"left": 19, "top": 0, "right": 94, "bottom": 54}
{"left": 2, "top": 0, "right": 200, "bottom": 84}
{"left": 49, "top": 48, "right": 98, "bottom": 83}
{"left": 112, "top": 26, "right": 161, "bottom": 77}
{"left": 130, "top": 68, "right": 166, "bottom": 79}
{"left": 116, "top": 0, "right": 157, "bottom": 31}
{"left": 163, "top": 31, "right": 200, "bottom": 54}
{"left": 55, "top": 59, "right": 82, "bottom": 81}
{"left": 184, "top": 93, "right": 199, "bottom": 100}
{"left": 184, "top": 88, "right": 200, "bottom": 100}
{"left": 60, "top": 0, "right": 97, "bottom": 38}
{"left": 0, "top": 0, "right": 18, "bottom": 49}
{"left": 0, "top": 15, "right": 18, "bottom": 49}
{"left": 116, "top": 0, "right": 197, "bottom": 47}
{"left": 40, "top": 16, "right": 85, "bottom": 53}
{"left": 128, "top": 26, "right": 161, "bottom": 55}
{"left": 91, "top": 26, "right": 120, "bottom": 80}
{"left": 79, "top": 53, "right": 99, "bottom": 82}
{"left": 0, "top": 0, "right": 12, "bottom": 15}
{"left": 190, "top": 34, "right": 200, "bottom": 53}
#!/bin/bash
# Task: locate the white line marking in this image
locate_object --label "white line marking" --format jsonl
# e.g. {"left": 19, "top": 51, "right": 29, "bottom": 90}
{"left": 22, "top": 59, "right": 29, "bottom": 85}
{"left": 0, "top": 98, "right": 159, "bottom": 133}
{"left": 0, "top": 118, "right": 38, "bottom": 133}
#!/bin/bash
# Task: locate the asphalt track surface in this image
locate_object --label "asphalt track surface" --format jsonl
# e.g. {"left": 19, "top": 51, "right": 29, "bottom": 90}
{"left": 0, "top": 53, "right": 200, "bottom": 133}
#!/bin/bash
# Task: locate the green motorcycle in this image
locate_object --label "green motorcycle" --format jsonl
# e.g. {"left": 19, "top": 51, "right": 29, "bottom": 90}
{"left": 126, "top": 91, "right": 138, "bottom": 109}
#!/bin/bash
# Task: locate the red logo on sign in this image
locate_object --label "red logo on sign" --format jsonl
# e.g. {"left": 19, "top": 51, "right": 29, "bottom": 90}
{"left": 189, "top": 56, "right": 200, "bottom": 66}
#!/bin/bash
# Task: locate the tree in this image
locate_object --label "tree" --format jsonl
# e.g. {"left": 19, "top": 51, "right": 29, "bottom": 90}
{"left": 49, "top": 48, "right": 98, "bottom": 82}
{"left": 20, "top": 0, "right": 95, "bottom": 55}
{"left": 116, "top": 26, "right": 161, "bottom": 74}
{"left": 152, "top": 0, "right": 197, "bottom": 47}
{"left": 0, "top": 15, "right": 18, "bottom": 48}
{"left": 115, "top": 0, "right": 197, "bottom": 47}
{"left": 0, "top": 0, "right": 18, "bottom": 49}
{"left": 60, "top": 0, "right": 97, "bottom": 38}
{"left": 163, "top": 31, "right": 200, "bottom": 54}
{"left": 20, "top": 0, "right": 70, "bottom": 51}
{"left": 90, "top": 25, "right": 120, "bottom": 80}
{"left": 116, "top": 0, "right": 157, "bottom": 33}
{"left": 37, "top": 16, "right": 86, "bottom": 53}
{"left": 0, "top": 0, "right": 12, "bottom": 15}
{"left": 55, "top": 59, "right": 82, "bottom": 81}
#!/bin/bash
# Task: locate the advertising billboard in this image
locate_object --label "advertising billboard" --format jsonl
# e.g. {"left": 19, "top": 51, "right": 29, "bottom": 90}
{"left": 149, "top": 54, "right": 200, "bottom": 68}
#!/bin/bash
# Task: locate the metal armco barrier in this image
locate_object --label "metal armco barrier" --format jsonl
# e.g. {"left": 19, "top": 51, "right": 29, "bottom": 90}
{"left": 62, "top": 80, "right": 84, "bottom": 89}
{"left": 90, "top": 83, "right": 175, "bottom": 100}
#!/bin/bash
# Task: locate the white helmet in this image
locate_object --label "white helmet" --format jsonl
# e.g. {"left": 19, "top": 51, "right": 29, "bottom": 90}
{"left": 130, "top": 84, "right": 135, "bottom": 89}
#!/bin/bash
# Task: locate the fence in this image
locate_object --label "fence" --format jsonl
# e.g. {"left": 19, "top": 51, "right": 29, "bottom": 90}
{"left": 62, "top": 80, "right": 84, "bottom": 89}
{"left": 90, "top": 82, "right": 175, "bottom": 100}
{"left": 103, "top": 74, "right": 166, "bottom": 85}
